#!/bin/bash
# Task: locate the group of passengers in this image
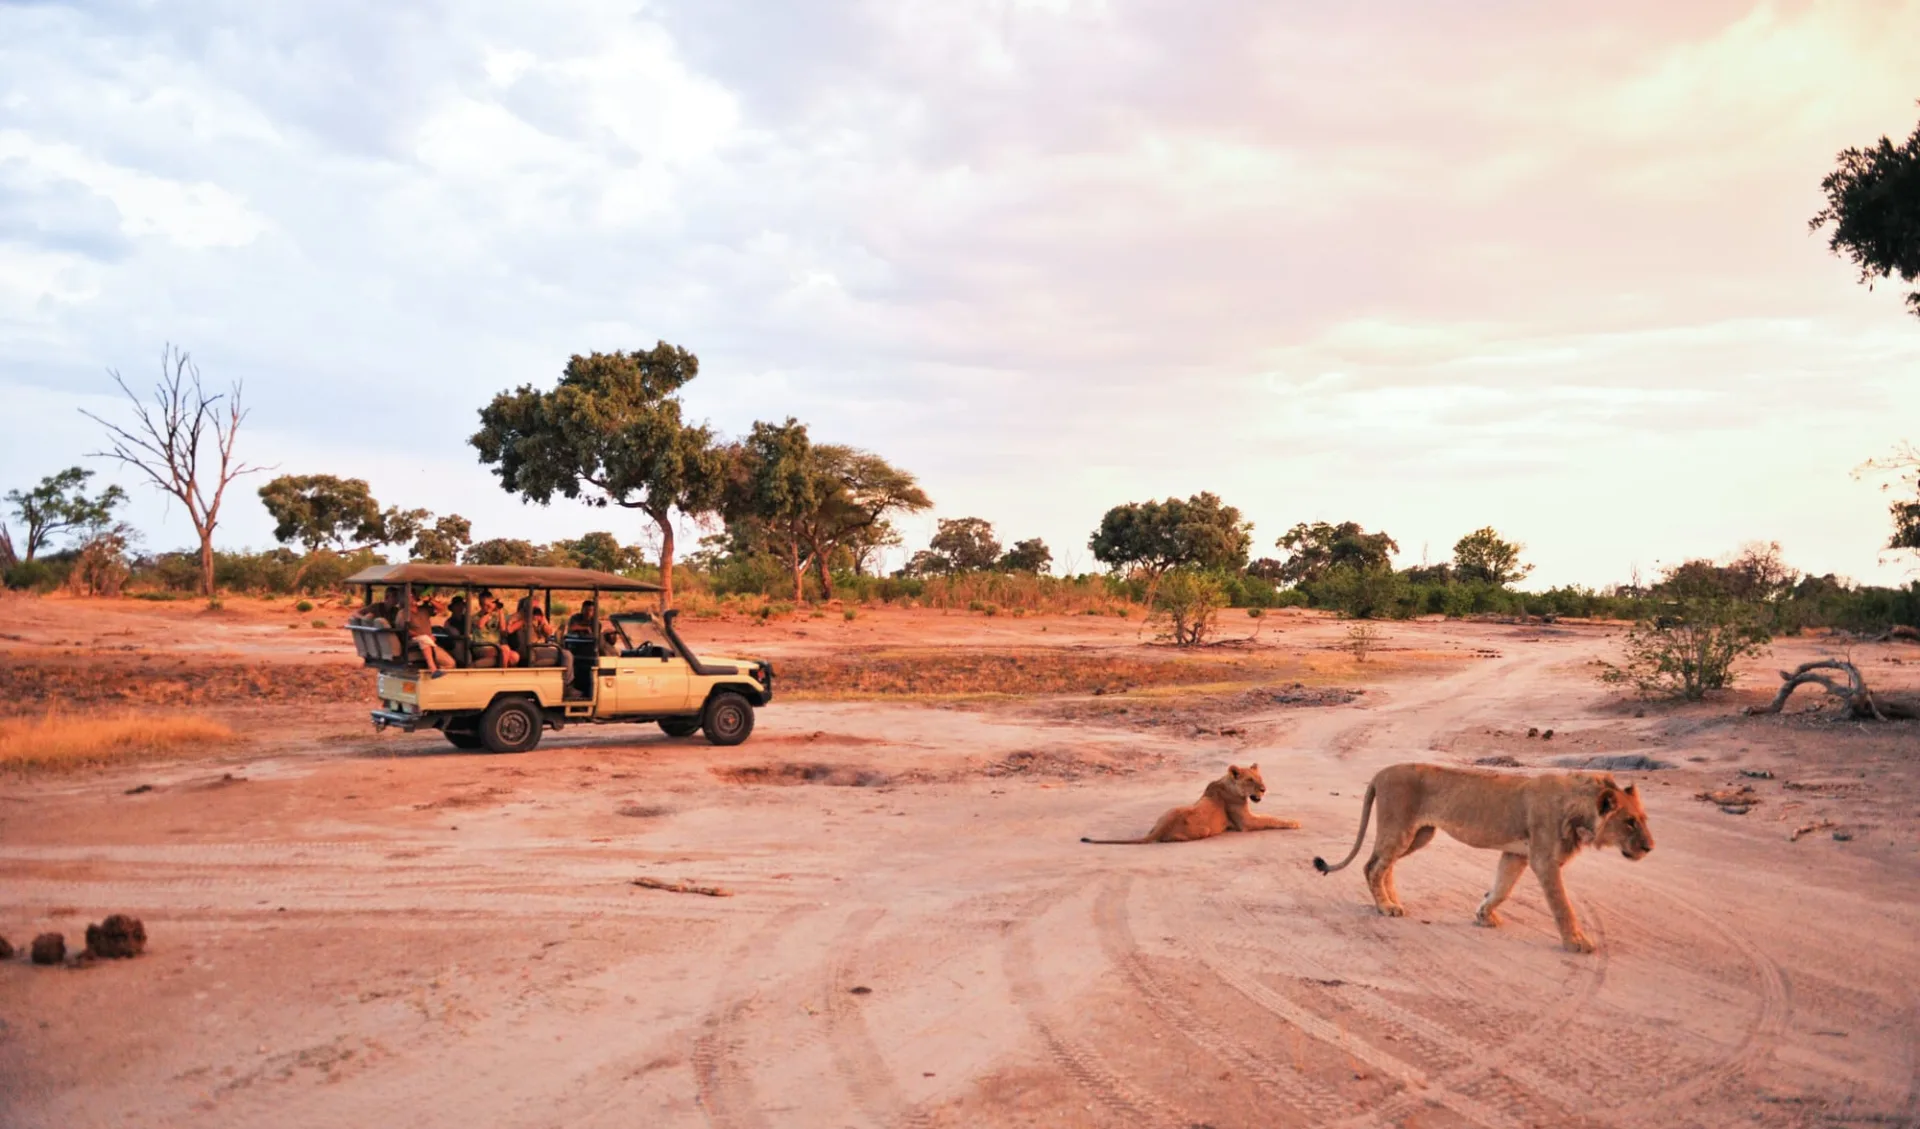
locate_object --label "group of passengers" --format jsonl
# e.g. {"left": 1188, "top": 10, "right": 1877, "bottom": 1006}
{"left": 358, "top": 587, "right": 605, "bottom": 673}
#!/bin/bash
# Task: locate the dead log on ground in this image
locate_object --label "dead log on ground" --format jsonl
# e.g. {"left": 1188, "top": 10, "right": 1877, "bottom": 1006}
{"left": 632, "top": 876, "right": 734, "bottom": 898}
{"left": 1744, "top": 659, "right": 1920, "bottom": 720}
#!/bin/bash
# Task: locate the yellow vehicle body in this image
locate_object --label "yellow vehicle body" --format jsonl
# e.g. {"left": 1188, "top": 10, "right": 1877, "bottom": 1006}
{"left": 345, "top": 563, "right": 772, "bottom": 753}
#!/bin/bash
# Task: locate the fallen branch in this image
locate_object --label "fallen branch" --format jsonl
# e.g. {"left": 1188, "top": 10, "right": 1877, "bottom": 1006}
{"left": 1744, "top": 659, "right": 1920, "bottom": 720}
{"left": 1790, "top": 820, "right": 1837, "bottom": 842}
{"left": 633, "top": 876, "right": 734, "bottom": 898}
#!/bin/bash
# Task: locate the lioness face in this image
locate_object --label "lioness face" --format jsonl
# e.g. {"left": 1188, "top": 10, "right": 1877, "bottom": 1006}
{"left": 1596, "top": 783, "right": 1654, "bottom": 860}
{"left": 1227, "top": 763, "right": 1267, "bottom": 804}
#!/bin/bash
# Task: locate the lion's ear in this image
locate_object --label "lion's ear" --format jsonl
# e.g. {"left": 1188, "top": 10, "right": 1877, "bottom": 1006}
{"left": 1248, "top": 762, "right": 1259, "bottom": 770}
{"left": 1624, "top": 783, "right": 1638, "bottom": 796}
{"left": 1597, "top": 788, "right": 1620, "bottom": 816}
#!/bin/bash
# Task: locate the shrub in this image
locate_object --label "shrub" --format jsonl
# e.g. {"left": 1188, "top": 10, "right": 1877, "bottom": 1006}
{"left": 4, "top": 559, "right": 61, "bottom": 592}
{"left": 1151, "top": 568, "right": 1227, "bottom": 647}
{"left": 1596, "top": 597, "right": 1770, "bottom": 700}
{"left": 1345, "top": 621, "right": 1381, "bottom": 663}
{"left": 310, "top": 619, "right": 328, "bottom": 628}
{"left": 842, "top": 609, "right": 857, "bottom": 621}
{"left": 295, "top": 599, "right": 315, "bottom": 613}
{"left": 1309, "top": 564, "right": 1408, "bottom": 619}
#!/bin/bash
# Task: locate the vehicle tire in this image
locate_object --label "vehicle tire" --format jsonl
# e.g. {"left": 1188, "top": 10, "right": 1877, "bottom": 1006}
{"left": 702, "top": 692, "right": 754, "bottom": 746}
{"left": 658, "top": 717, "right": 702, "bottom": 738}
{"left": 479, "top": 697, "right": 543, "bottom": 754}
{"left": 445, "top": 730, "right": 484, "bottom": 750}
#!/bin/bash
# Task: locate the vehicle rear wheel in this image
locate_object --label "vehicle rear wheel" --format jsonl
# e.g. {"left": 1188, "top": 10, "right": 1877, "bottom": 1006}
{"left": 445, "top": 730, "right": 484, "bottom": 750}
{"left": 479, "top": 697, "right": 543, "bottom": 754}
{"left": 658, "top": 717, "right": 701, "bottom": 738}
{"left": 702, "top": 692, "right": 754, "bottom": 746}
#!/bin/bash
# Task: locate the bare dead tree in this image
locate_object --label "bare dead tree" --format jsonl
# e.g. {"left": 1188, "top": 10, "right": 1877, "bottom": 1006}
{"left": 1744, "top": 659, "right": 1920, "bottom": 721}
{"left": 82, "top": 345, "right": 260, "bottom": 606}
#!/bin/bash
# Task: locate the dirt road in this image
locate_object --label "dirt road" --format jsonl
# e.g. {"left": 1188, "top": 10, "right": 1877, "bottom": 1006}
{"left": 2, "top": 608, "right": 1917, "bottom": 1128}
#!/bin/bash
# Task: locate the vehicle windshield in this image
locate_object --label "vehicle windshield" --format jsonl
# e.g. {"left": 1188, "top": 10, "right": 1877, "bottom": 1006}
{"left": 611, "top": 614, "right": 678, "bottom": 657}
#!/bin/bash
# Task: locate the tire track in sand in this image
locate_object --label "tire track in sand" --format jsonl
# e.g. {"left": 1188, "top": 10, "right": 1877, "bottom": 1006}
{"left": 1203, "top": 885, "right": 1610, "bottom": 1129}
{"left": 820, "top": 907, "right": 932, "bottom": 1129}
{"left": 1000, "top": 888, "right": 1191, "bottom": 1128}
{"left": 693, "top": 905, "right": 815, "bottom": 1129}
{"left": 1090, "top": 875, "right": 1353, "bottom": 1126}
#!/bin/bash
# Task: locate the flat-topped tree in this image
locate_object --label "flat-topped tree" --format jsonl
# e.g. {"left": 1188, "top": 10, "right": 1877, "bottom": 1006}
{"left": 472, "top": 344, "right": 726, "bottom": 610}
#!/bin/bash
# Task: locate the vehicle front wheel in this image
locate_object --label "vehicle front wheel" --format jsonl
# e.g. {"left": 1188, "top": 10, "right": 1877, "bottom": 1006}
{"left": 445, "top": 729, "right": 484, "bottom": 750}
{"left": 702, "top": 692, "right": 755, "bottom": 747}
{"left": 658, "top": 717, "right": 701, "bottom": 738}
{"left": 479, "top": 697, "right": 543, "bottom": 754}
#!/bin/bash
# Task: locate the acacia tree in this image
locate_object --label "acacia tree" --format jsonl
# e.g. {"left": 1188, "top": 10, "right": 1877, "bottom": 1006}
{"left": 1452, "top": 527, "right": 1532, "bottom": 586}
{"left": 5, "top": 467, "right": 127, "bottom": 562}
{"left": 410, "top": 515, "right": 473, "bottom": 563}
{"left": 1088, "top": 492, "right": 1251, "bottom": 601}
{"left": 83, "top": 345, "right": 258, "bottom": 605}
{"left": 805, "top": 446, "right": 930, "bottom": 594}
{"left": 1273, "top": 521, "right": 1398, "bottom": 586}
{"left": 1811, "top": 107, "right": 1920, "bottom": 318}
{"left": 472, "top": 345, "right": 726, "bottom": 609}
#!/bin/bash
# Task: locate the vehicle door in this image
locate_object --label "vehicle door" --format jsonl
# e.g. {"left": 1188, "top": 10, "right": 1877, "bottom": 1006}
{"left": 613, "top": 653, "right": 692, "bottom": 714}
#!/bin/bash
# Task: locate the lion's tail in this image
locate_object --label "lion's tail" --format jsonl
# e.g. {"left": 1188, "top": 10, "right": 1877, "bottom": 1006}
{"left": 1313, "top": 782, "right": 1376, "bottom": 874}
{"left": 1080, "top": 836, "right": 1151, "bottom": 845}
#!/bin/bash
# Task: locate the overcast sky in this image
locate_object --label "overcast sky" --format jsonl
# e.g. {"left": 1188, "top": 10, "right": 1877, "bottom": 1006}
{"left": 3, "top": 0, "right": 1919, "bottom": 587}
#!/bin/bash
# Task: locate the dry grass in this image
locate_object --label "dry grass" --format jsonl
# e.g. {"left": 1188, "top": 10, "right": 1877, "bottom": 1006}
{"left": 0, "top": 712, "right": 237, "bottom": 773}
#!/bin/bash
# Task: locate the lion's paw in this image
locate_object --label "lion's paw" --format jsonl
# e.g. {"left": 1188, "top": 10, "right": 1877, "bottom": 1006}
{"left": 1377, "top": 905, "right": 1407, "bottom": 918}
{"left": 1474, "top": 910, "right": 1502, "bottom": 928}
{"left": 1561, "top": 935, "right": 1596, "bottom": 954}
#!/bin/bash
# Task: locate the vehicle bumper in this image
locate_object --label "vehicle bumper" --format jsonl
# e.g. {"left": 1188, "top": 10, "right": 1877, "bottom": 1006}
{"left": 371, "top": 709, "right": 426, "bottom": 733}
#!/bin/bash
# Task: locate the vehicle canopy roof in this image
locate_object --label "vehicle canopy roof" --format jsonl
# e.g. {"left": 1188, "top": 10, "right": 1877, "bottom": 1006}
{"left": 343, "top": 563, "right": 663, "bottom": 593}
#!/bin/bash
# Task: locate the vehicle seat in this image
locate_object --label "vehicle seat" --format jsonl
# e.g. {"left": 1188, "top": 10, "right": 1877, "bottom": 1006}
{"left": 528, "top": 644, "right": 563, "bottom": 668}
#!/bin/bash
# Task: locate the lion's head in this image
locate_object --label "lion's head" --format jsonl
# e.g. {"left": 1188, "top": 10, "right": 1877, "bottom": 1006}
{"left": 1595, "top": 781, "right": 1654, "bottom": 860}
{"left": 1225, "top": 763, "right": 1267, "bottom": 804}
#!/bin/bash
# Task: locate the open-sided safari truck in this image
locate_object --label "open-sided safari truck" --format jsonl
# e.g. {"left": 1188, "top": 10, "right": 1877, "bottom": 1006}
{"left": 343, "top": 563, "right": 773, "bottom": 753}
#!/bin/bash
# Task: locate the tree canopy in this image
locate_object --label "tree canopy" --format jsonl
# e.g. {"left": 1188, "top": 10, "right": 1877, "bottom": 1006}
{"left": 1811, "top": 108, "right": 1920, "bottom": 318}
{"left": 1451, "top": 527, "right": 1532, "bottom": 587}
{"left": 472, "top": 344, "right": 727, "bottom": 608}
{"left": 928, "top": 517, "right": 1002, "bottom": 572}
{"left": 258, "top": 474, "right": 381, "bottom": 551}
{"left": 5, "top": 466, "right": 127, "bottom": 562}
{"left": 999, "top": 537, "right": 1052, "bottom": 574}
{"left": 1272, "top": 521, "right": 1398, "bottom": 586}
{"left": 1088, "top": 492, "right": 1251, "bottom": 579}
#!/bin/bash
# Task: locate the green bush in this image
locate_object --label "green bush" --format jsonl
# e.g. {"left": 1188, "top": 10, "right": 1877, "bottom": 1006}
{"left": 295, "top": 599, "right": 315, "bottom": 613}
{"left": 1309, "top": 564, "right": 1408, "bottom": 619}
{"left": 4, "top": 559, "right": 61, "bottom": 592}
{"left": 1597, "top": 597, "right": 1770, "bottom": 700}
{"left": 1151, "top": 568, "right": 1228, "bottom": 646}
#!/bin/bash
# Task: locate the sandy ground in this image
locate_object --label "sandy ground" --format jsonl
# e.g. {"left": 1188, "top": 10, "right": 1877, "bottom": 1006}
{"left": 2, "top": 597, "right": 1918, "bottom": 1128}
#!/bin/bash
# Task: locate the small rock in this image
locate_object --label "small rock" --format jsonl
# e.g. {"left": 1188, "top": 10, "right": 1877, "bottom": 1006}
{"left": 30, "top": 933, "right": 65, "bottom": 965}
{"left": 84, "top": 915, "right": 146, "bottom": 960}
{"left": 1474, "top": 755, "right": 1521, "bottom": 768}
{"left": 124, "top": 784, "right": 154, "bottom": 795}
{"left": 1527, "top": 727, "right": 1539, "bottom": 738}
{"left": 0, "top": 935, "right": 12, "bottom": 960}
{"left": 1719, "top": 804, "right": 1751, "bottom": 816}
{"left": 1832, "top": 831, "right": 1854, "bottom": 842}
{"left": 1738, "top": 769, "right": 1774, "bottom": 779}
{"left": 1091, "top": 686, "right": 1106, "bottom": 696}
{"left": 1633, "top": 708, "right": 1645, "bottom": 718}
{"left": 848, "top": 985, "right": 872, "bottom": 995}
{"left": 1542, "top": 729, "right": 1554, "bottom": 740}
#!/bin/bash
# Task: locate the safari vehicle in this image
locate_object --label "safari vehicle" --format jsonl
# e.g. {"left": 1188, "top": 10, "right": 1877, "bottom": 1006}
{"left": 342, "top": 563, "right": 773, "bottom": 753}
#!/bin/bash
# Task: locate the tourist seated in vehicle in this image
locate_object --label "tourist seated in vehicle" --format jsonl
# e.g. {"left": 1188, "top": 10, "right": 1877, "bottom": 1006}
{"left": 510, "top": 597, "right": 572, "bottom": 678}
{"left": 403, "top": 594, "right": 453, "bottom": 673}
{"left": 355, "top": 586, "right": 403, "bottom": 625}
{"left": 472, "top": 589, "right": 519, "bottom": 668}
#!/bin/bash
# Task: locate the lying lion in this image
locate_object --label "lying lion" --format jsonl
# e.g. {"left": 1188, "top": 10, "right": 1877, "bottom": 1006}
{"left": 1082, "top": 764, "right": 1300, "bottom": 844}
{"left": 1313, "top": 763, "right": 1653, "bottom": 952}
